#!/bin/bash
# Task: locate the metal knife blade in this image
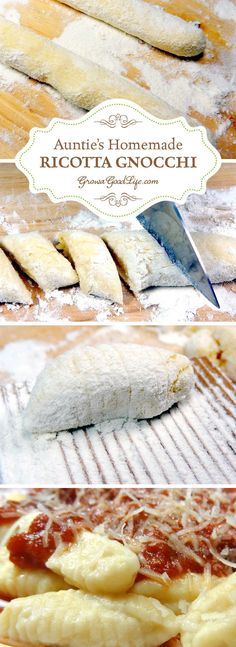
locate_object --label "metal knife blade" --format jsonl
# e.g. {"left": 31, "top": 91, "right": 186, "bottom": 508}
{"left": 137, "top": 201, "right": 220, "bottom": 308}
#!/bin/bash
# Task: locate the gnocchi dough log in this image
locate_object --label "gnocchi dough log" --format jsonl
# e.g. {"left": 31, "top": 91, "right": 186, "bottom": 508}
{"left": 58, "top": 0, "right": 206, "bottom": 57}
{"left": 22, "top": 344, "right": 194, "bottom": 433}
{"left": 184, "top": 326, "right": 236, "bottom": 382}
{"left": 181, "top": 573, "right": 236, "bottom": 647}
{"left": 0, "top": 547, "right": 69, "bottom": 599}
{"left": 47, "top": 529, "right": 139, "bottom": 594}
{"left": 0, "top": 248, "right": 32, "bottom": 305}
{"left": 0, "top": 589, "right": 179, "bottom": 647}
{"left": 56, "top": 230, "right": 123, "bottom": 304}
{"left": 0, "top": 233, "right": 78, "bottom": 292}
{"left": 103, "top": 230, "right": 236, "bottom": 293}
{"left": 0, "top": 17, "right": 189, "bottom": 121}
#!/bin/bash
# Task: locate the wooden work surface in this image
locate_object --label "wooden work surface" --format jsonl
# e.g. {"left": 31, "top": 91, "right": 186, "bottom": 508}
{"left": 0, "top": 325, "right": 235, "bottom": 485}
{"left": 0, "top": 0, "right": 235, "bottom": 159}
{"left": 0, "top": 162, "right": 235, "bottom": 323}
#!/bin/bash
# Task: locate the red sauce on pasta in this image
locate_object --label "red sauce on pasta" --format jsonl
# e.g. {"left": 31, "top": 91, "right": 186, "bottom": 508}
{"left": 3, "top": 489, "right": 236, "bottom": 577}
{"left": 7, "top": 513, "right": 89, "bottom": 569}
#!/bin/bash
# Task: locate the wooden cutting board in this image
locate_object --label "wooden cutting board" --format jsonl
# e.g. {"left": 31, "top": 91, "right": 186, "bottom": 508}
{"left": 0, "top": 0, "right": 235, "bottom": 159}
{"left": 0, "top": 162, "right": 235, "bottom": 323}
{"left": 0, "top": 325, "right": 235, "bottom": 485}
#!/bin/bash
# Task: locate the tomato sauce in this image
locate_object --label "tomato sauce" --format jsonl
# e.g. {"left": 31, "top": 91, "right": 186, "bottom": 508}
{"left": 7, "top": 513, "right": 89, "bottom": 569}
{"left": 3, "top": 489, "right": 236, "bottom": 577}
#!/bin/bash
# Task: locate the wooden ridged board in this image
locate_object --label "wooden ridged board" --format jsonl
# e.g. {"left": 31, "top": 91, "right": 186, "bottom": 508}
{"left": 0, "top": 0, "right": 235, "bottom": 158}
{"left": 1, "top": 356, "right": 235, "bottom": 485}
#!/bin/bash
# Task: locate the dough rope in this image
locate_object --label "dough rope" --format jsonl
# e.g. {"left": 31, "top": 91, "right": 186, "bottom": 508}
{"left": 22, "top": 344, "right": 194, "bottom": 433}
{"left": 57, "top": 0, "right": 206, "bottom": 57}
{"left": 0, "top": 16, "right": 193, "bottom": 121}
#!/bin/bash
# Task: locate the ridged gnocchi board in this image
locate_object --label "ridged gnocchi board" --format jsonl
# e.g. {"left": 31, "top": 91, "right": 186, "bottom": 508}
{"left": 0, "top": 358, "right": 235, "bottom": 485}
{"left": 0, "top": 0, "right": 235, "bottom": 159}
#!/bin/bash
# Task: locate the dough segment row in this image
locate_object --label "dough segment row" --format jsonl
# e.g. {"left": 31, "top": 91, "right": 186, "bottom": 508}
{"left": 0, "top": 229, "right": 235, "bottom": 306}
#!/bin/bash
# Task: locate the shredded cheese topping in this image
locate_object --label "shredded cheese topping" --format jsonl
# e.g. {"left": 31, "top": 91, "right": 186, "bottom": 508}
{"left": 1, "top": 488, "right": 236, "bottom": 579}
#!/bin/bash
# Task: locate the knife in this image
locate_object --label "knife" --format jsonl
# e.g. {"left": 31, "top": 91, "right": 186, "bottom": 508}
{"left": 137, "top": 201, "right": 220, "bottom": 308}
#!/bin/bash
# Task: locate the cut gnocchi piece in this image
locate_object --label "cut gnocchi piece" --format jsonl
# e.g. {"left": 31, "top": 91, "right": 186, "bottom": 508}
{"left": 180, "top": 573, "right": 236, "bottom": 647}
{"left": 47, "top": 529, "right": 139, "bottom": 594}
{"left": 0, "top": 546, "right": 69, "bottom": 599}
{"left": 22, "top": 343, "right": 194, "bottom": 433}
{"left": 0, "top": 248, "right": 32, "bottom": 304}
{"left": 56, "top": 230, "right": 123, "bottom": 304}
{"left": 102, "top": 230, "right": 236, "bottom": 293}
{"left": 184, "top": 326, "right": 236, "bottom": 382}
{"left": 0, "top": 233, "right": 78, "bottom": 292}
{"left": 0, "top": 589, "right": 179, "bottom": 647}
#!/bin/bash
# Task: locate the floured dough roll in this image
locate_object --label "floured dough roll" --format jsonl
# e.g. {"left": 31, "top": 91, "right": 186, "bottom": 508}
{"left": 0, "top": 589, "right": 179, "bottom": 647}
{"left": 103, "top": 230, "right": 236, "bottom": 293}
{"left": 59, "top": 0, "right": 206, "bottom": 57}
{"left": 184, "top": 326, "right": 236, "bottom": 382}
{"left": 0, "top": 232, "right": 78, "bottom": 292}
{"left": 0, "top": 248, "right": 32, "bottom": 304}
{"left": 22, "top": 344, "right": 194, "bottom": 433}
{"left": 56, "top": 230, "right": 123, "bottom": 304}
{"left": 0, "top": 17, "right": 189, "bottom": 121}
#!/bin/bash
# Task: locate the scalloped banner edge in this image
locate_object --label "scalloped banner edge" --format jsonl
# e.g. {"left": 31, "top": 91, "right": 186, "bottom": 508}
{"left": 15, "top": 99, "right": 222, "bottom": 221}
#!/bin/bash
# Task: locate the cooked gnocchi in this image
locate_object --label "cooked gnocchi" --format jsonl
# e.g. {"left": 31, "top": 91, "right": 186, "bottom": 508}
{"left": 0, "top": 488, "right": 235, "bottom": 647}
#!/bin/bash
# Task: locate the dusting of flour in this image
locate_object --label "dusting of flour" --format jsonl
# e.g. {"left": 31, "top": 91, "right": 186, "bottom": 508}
{"left": 54, "top": 13, "right": 235, "bottom": 119}
{"left": 0, "top": 340, "right": 53, "bottom": 382}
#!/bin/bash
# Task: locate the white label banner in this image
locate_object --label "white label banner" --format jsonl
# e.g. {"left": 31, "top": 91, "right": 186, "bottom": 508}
{"left": 15, "top": 99, "right": 221, "bottom": 221}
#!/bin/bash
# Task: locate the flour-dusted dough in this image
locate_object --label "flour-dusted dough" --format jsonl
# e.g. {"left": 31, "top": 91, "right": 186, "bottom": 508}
{"left": 0, "top": 232, "right": 78, "bottom": 292}
{"left": 0, "top": 17, "right": 191, "bottom": 121}
{"left": 22, "top": 344, "right": 194, "bottom": 433}
{"left": 0, "top": 589, "right": 179, "bottom": 647}
{"left": 56, "top": 230, "right": 123, "bottom": 304}
{"left": 103, "top": 230, "right": 236, "bottom": 293}
{"left": 0, "top": 248, "right": 32, "bottom": 304}
{"left": 184, "top": 326, "right": 236, "bottom": 382}
{"left": 47, "top": 530, "right": 139, "bottom": 594}
{"left": 58, "top": 0, "right": 206, "bottom": 57}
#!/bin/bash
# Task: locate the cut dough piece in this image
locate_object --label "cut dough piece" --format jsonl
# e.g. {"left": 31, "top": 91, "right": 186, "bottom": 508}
{"left": 192, "top": 232, "right": 236, "bottom": 284}
{"left": 0, "top": 547, "right": 69, "bottom": 599}
{"left": 47, "top": 529, "right": 139, "bottom": 594}
{"left": 0, "top": 248, "right": 32, "bottom": 304}
{"left": 22, "top": 343, "right": 194, "bottom": 433}
{"left": 56, "top": 230, "right": 123, "bottom": 304}
{"left": 58, "top": 0, "right": 206, "bottom": 57}
{"left": 184, "top": 326, "right": 236, "bottom": 382}
{"left": 181, "top": 573, "right": 236, "bottom": 647}
{"left": 0, "top": 589, "right": 179, "bottom": 647}
{"left": 0, "top": 233, "right": 78, "bottom": 292}
{"left": 0, "top": 17, "right": 192, "bottom": 121}
{"left": 103, "top": 230, "right": 236, "bottom": 293}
